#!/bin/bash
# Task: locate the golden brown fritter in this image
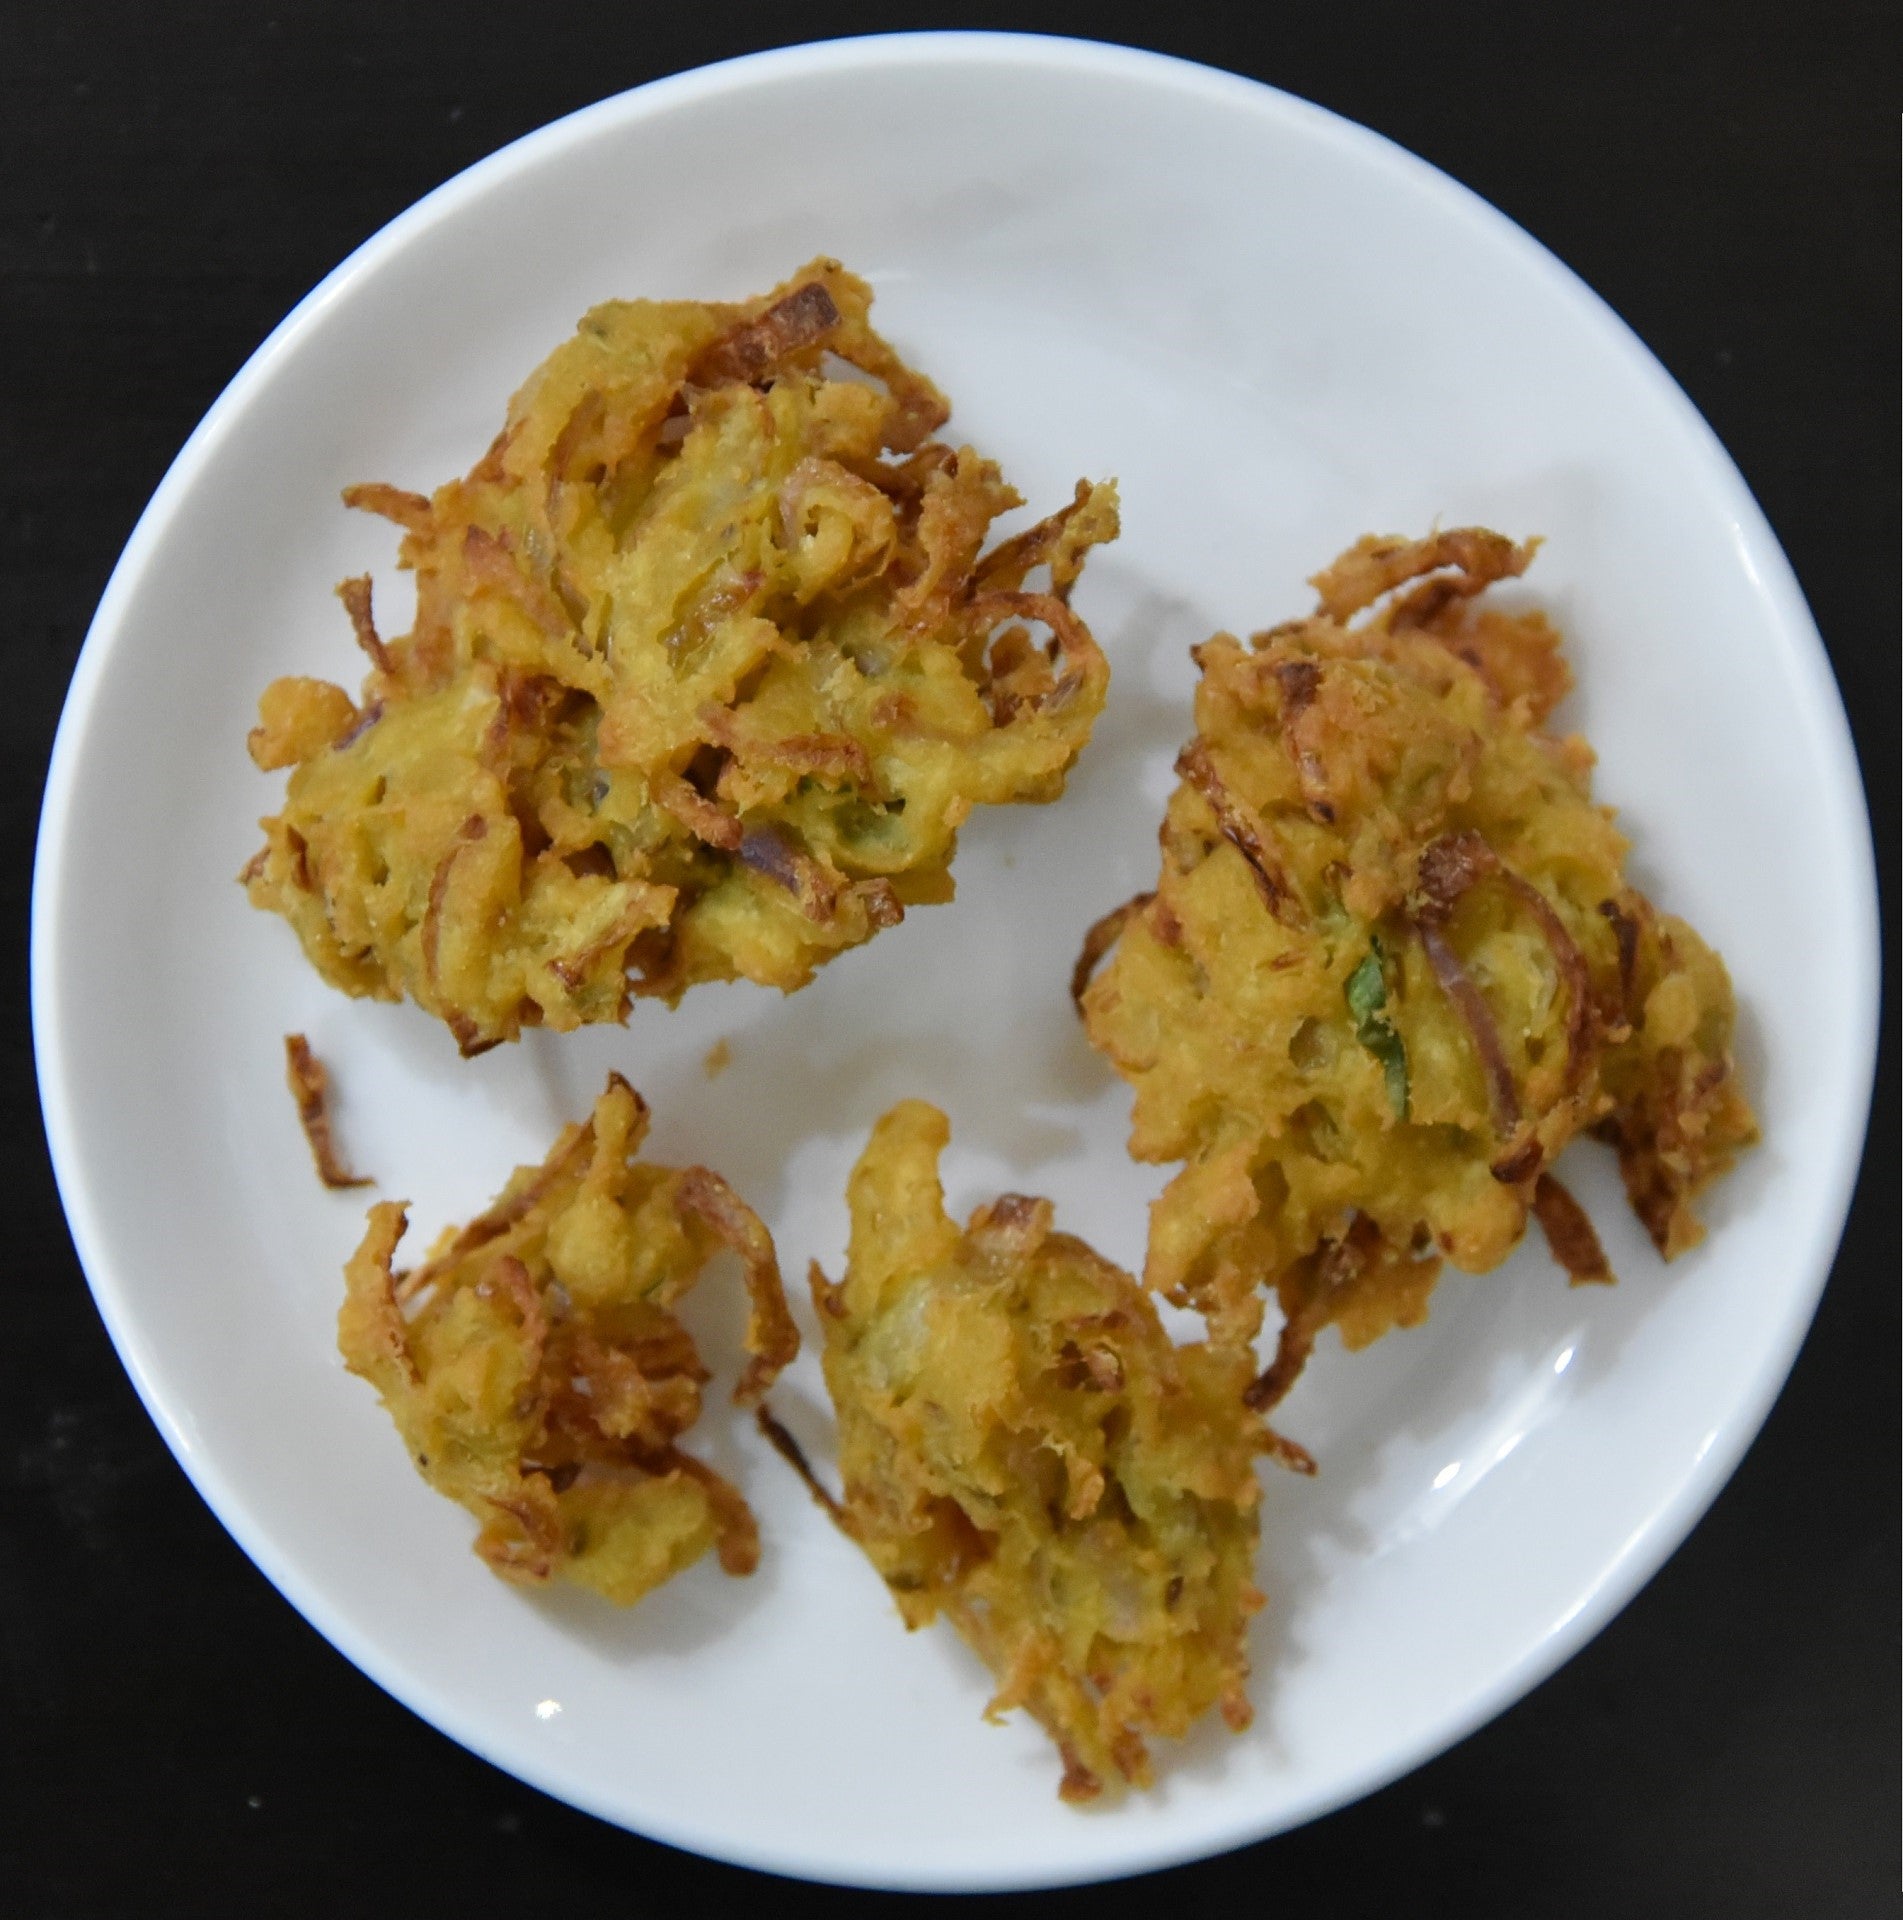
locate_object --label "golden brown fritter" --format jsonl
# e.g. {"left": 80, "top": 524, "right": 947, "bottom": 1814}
{"left": 805, "top": 1100, "right": 1279, "bottom": 1802}
{"left": 1078, "top": 531, "right": 1756, "bottom": 1406}
{"left": 339, "top": 1074, "right": 797, "bottom": 1605}
{"left": 246, "top": 259, "right": 1118, "bottom": 1054}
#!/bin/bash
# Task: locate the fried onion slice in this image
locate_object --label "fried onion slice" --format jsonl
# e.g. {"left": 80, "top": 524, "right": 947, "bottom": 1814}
{"left": 246, "top": 259, "right": 1118, "bottom": 1051}
{"left": 1079, "top": 530, "right": 1755, "bottom": 1401}
{"left": 1069, "top": 891, "right": 1152, "bottom": 1012}
{"left": 339, "top": 1074, "right": 795, "bottom": 1605}
{"left": 1530, "top": 1173, "right": 1614, "bottom": 1286}
{"left": 804, "top": 1100, "right": 1273, "bottom": 1803}
{"left": 283, "top": 1033, "right": 372, "bottom": 1189}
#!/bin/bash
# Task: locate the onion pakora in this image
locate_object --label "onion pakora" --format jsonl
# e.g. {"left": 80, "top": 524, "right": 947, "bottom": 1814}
{"left": 803, "top": 1100, "right": 1280, "bottom": 1802}
{"left": 246, "top": 259, "right": 1119, "bottom": 1053}
{"left": 1077, "top": 531, "right": 1757, "bottom": 1406}
{"left": 339, "top": 1073, "right": 797, "bottom": 1604}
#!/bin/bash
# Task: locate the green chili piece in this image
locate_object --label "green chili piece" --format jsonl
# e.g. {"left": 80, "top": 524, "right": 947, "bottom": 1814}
{"left": 1345, "top": 941, "right": 1409, "bottom": 1120}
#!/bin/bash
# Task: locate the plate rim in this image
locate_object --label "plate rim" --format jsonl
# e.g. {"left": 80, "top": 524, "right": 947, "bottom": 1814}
{"left": 30, "top": 28, "right": 1883, "bottom": 1891}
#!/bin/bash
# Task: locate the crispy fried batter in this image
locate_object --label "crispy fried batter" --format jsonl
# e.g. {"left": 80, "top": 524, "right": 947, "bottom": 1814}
{"left": 246, "top": 260, "right": 1118, "bottom": 1052}
{"left": 1591, "top": 892, "right": 1759, "bottom": 1257}
{"left": 339, "top": 1074, "right": 795, "bottom": 1604}
{"left": 283, "top": 1032, "right": 373, "bottom": 1189}
{"left": 1079, "top": 531, "right": 1756, "bottom": 1398}
{"left": 808, "top": 1101, "right": 1273, "bottom": 1802}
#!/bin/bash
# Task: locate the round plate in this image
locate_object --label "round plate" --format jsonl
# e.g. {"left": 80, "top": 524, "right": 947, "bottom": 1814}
{"left": 32, "top": 31, "right": 1878, "bottom": 1892}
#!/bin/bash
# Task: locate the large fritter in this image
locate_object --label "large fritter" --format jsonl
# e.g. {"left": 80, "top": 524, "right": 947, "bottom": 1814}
{"left": 1077, "top": 531, "right": 1756, "bottom": 1407}
{"left": 808, "top": 1100, "right": 1276, "bottom": 1802}
{"left": 340, "top": 1074, "right": 797, "bottom": 1604}
{"left": 247, "top": 260, "right": 1119, "bottom": 1053}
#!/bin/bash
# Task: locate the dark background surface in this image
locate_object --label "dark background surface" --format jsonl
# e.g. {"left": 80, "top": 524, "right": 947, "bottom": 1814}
{"left": 4, "top": 3, "right": 1896, "bottom": 1913}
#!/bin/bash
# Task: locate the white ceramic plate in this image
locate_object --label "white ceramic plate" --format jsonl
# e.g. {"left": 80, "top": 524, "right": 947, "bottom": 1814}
{"left": 34, "top": 32, "right": 1878, "bottom": 1892}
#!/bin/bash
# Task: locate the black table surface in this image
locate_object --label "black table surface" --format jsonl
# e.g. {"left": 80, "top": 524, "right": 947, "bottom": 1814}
{"left": 6, "top": 3, "right": 1896, "bottom": 1913}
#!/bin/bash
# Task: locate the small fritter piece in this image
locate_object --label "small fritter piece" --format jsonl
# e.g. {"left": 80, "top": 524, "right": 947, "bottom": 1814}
{"left": 246, "top": 259, "right": 1119, "bottom": 1053}
{"left": 284, "top": 1032, "right": 372, "bottom": 1189}
{"left": 808, "top": 1101, "right": 1276, "bottom": 1803}
{"left": 1079, "top": 531, "right": 1756, "bottom": 1403}
{"left": 1592, "top": 889, "right": 1759, "bottom": 1258}
{"left": 339, "top": 1074, "right": 797, "bottom": 1604}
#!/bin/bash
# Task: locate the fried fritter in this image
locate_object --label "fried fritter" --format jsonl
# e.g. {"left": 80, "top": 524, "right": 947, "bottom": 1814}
{"left": 807, "top": 1100, "right": 1277, "bottom": 1802}
{"left": 246, "top": 260, "right": 1119, "bottom": 1053}
{"left": 1078, "top": 531, "right": 1756, "bottom": 1404}
{"left": 339, "top": 1074, "right": 796, "bottom": 1604}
